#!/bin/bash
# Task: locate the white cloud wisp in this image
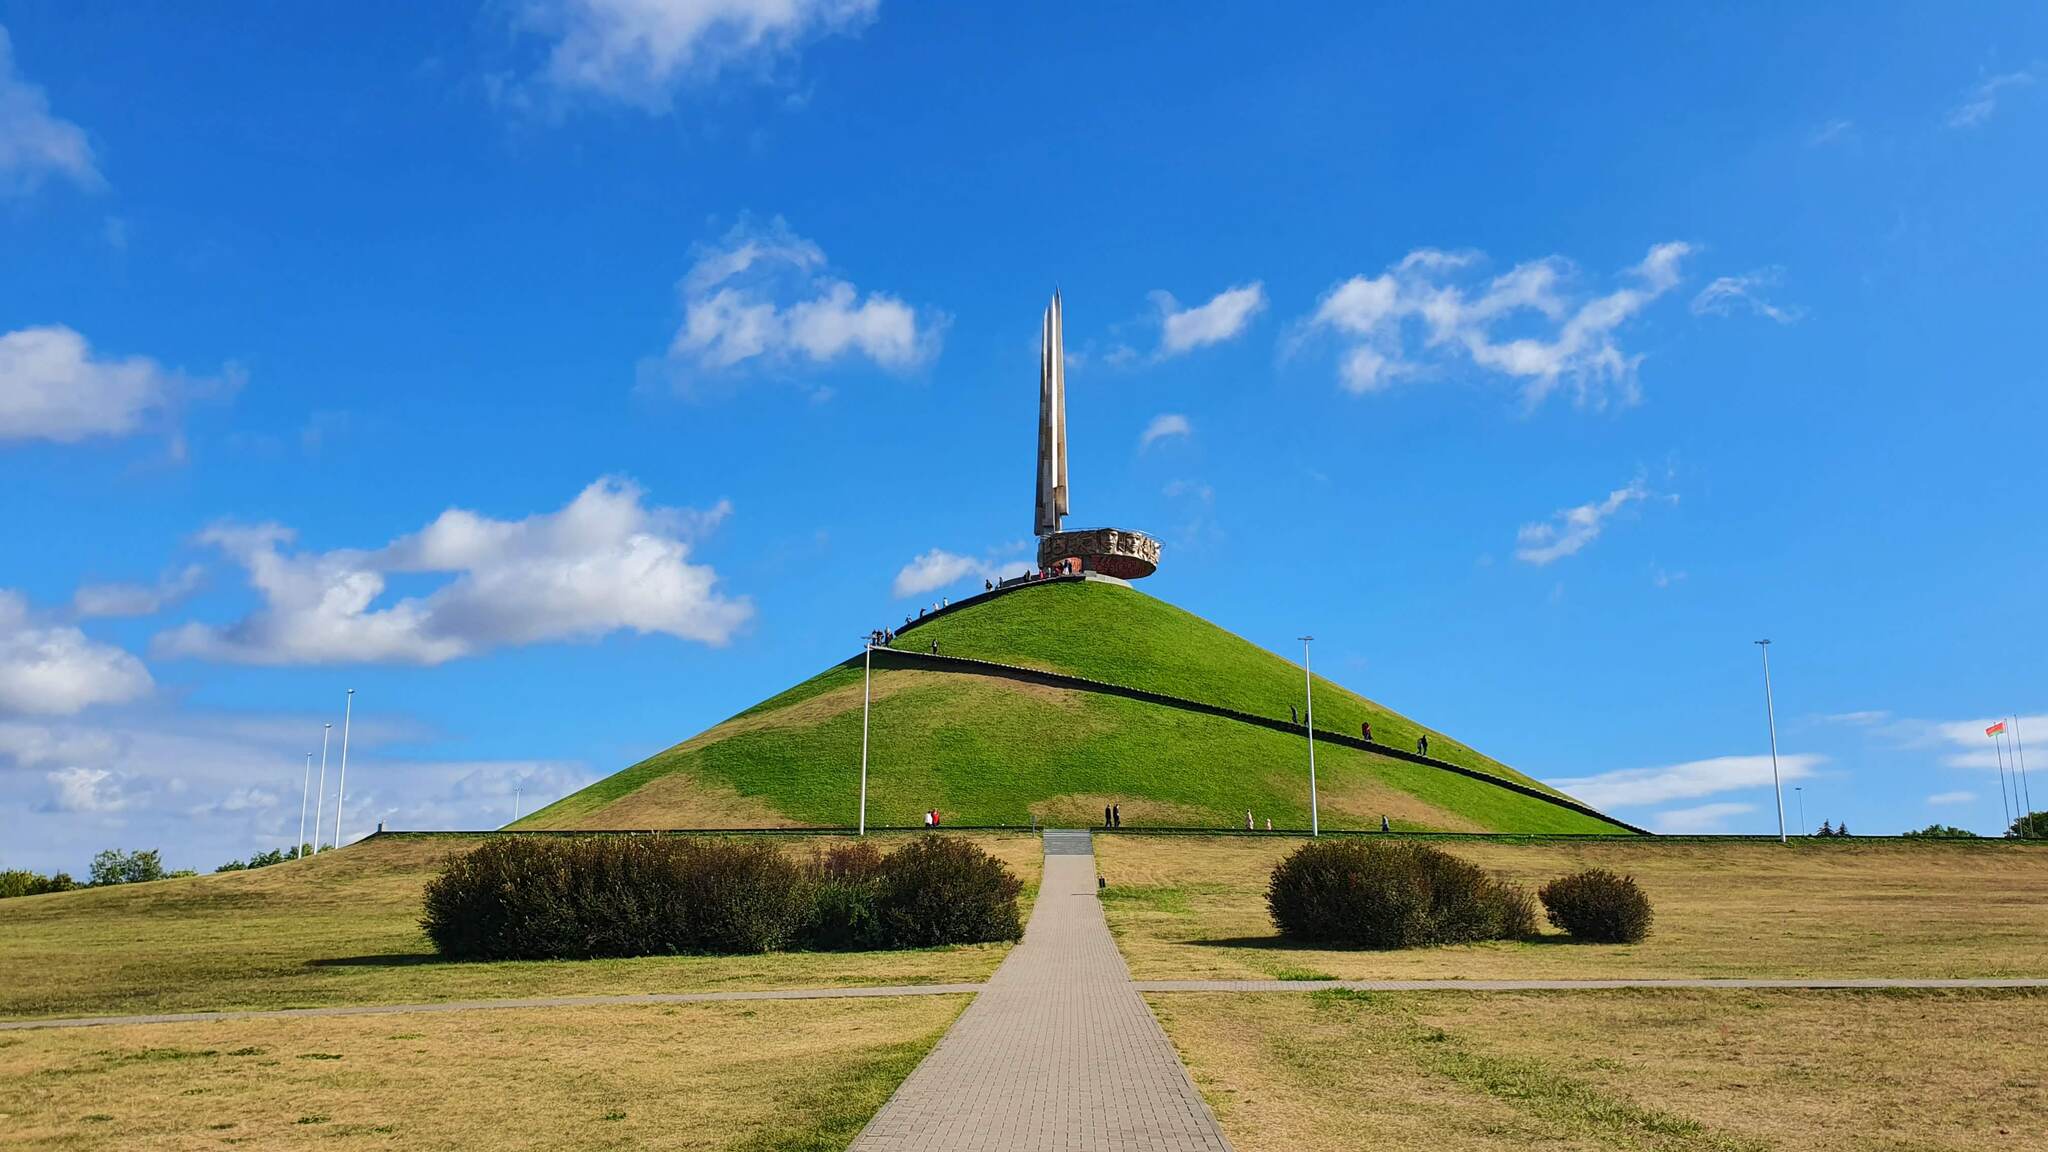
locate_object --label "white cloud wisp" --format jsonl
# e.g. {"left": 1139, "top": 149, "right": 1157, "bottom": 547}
{"left": 891, "top": 547, "right": 1031, "bottom": 599}
{"left": 663, "top": 219, "right": 940, "bottom": 386}
{"left": 0, "top": 325, "right": 196, "bottom": 443}
{"left": 0, "top": 25, "right": 100, "bottom": 194}
{"left": 1692, "top": 268, "right": 1803, "bottom": 324}
{"left": 156, "top": 478, "right": 751, "bottom": 666}
{"left": 1139, "top": 413, "right": 1192, "bottom": 450}
{"left": 1304, "top": 242, "right": 1691, "bottom": 407}
{"left": 1153, "top": 282, "right": 1267, "bottom": 357}
{"left": 1949, "top": 70, "right": 2036, "bottom": 129}
{"left": 1550, "top": 753, "right": 1822, "bottom": 810}
{"left": 1514, "top": 476, "right": 1666, "bottom": 566}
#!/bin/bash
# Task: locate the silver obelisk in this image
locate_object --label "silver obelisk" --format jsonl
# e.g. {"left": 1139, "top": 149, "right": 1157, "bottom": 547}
{"left": 1035, "top": 291, "right": 1069, "bottom": 538}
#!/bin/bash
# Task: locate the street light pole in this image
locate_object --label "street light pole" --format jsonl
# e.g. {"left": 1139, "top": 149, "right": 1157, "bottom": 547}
{"left": 2015, "top": 716, "right": 2034, "bottom": 828}
{"left": 859, "top": 641, "right": 873, "bottom": 836}
{"left": 1794, "top": 786, "right": 1804, "bottom": 838}
{"left": 1300, "top": 636, "right": 1318, "bottom": 837}
{"left": 334, "top": 688, "right": 354, "bottom": 850}
{"left": 312, "top": 723, "right": 331, "bottom": 855}
{"left": 1755, "top": 640, "right": 1786, "bottom": 844}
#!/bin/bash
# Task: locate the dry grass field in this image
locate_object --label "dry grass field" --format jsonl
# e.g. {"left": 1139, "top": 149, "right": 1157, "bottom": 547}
{"left": 0, "top": 995, "right": 966, "bottom": 1151}
{"left": 1095, "top": 835, "right": 2048, "bottom": 980}
{"left": 0, "top": 832, "right": 1042, "bottom": 1021}
{"left": 1151, "top": 987, "right": 2048, "bottom": 1152}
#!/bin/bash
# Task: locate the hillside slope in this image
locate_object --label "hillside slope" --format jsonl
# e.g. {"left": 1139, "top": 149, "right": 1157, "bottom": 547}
{"left": 519, "top": 579, "right": 1627, "bottom": 834}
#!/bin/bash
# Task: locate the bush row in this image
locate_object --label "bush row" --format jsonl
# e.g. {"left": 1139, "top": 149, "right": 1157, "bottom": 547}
{"left": 1266, "top": 841, "right": 1652, "bottom": 948}
{"left": 421, "top": 835, "right": 1023, "bottom": 961}
{"left": 0, "top": 869, "right": 78, "bottom": 899}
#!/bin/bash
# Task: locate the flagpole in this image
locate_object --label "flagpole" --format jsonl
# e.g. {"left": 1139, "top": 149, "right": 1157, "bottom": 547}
{"left": 334, "top": 688, "right": 354, "bottom": 850}
{"left": 312, "top": 723, "right": 331, "bottom": 855}
{"left": 1992, "top": 729, "right": 2012, "bottom": 834}
{"left": 1755, "top": 640, "right": 1787, "bottom": 845}
{"left": 2014, "top": 715, "right": 2034, "bottom": 829}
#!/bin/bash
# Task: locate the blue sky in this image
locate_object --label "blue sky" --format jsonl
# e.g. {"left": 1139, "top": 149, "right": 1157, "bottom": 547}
{"left": 3, "top": 2, "right": 2044, "bottom": 871}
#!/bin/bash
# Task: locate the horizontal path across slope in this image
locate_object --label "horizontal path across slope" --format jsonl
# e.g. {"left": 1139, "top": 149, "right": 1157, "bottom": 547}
{"left": 864, "top": 645, "right": 1650, "bottom": 835}
{"left": 12, "top": 977, "right": 2045, "bottom": 1031}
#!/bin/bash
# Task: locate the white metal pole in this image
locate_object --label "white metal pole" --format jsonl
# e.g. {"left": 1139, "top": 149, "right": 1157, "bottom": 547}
{"left": 1756, "top": 640, "right": 1786, "bottom": 844}
{"left": 298, "top": 752, "right": 312, "bottom": 858}
{"left": 1995, "top": 729, "right": 2015, "bottom": 834}
{"left": 1300, "top": 635, "right": 1318, "bottom": 837}
{"left": 2013, "top": 716, "right": 2034, "bottom": 827}
{"left": 313, "top": 723, "right": 331, "bottom": 854}
{"left": 333, "top": 688, "right": 354, "bottom": 849}
{"left": 1794, "top": 786, "right": 1804, "bottom": 837}
{"left": 859, "top": 642, "right": 872, "bottom": 836}
{"left": 513, "top": 785, "right": 522, "bottom": 824}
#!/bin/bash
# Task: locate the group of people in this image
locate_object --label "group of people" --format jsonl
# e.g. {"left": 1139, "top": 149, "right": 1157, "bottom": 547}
{"left": 1103, "top": 803, "right": 1121, "bottom": 828}
{"left": 921, "top": 809, "right": 944, "bottom": 827}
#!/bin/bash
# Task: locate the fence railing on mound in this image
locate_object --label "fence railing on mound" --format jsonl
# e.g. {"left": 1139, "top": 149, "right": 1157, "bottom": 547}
{"left": 859, "top": 645, "right": 1653, "bottom": 836}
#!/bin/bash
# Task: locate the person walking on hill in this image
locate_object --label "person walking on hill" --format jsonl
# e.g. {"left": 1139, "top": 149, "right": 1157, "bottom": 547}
{"left": 1381, "top": 814, "right": 1390, "bottom": 833}
{"left": 1105, "top": 805, "right": 1113, "bottom": 829}
{"left": 1416, "top": 735, "right": 1429, "bottom": 756}
{"left": 1112, "top": 803, "right": 1121, "bottom": 828}
{"left": 930, "top": 639, "right": 940, "bottom": 655}
{"left": 1245, "top": 810, "right": 1254, "bottom": 830}
{"left": 1361, "top": 721, "right": 1372, "bottom": 743}
{"left": 1290, "top": 705, "right": 1299, "bottom": 725}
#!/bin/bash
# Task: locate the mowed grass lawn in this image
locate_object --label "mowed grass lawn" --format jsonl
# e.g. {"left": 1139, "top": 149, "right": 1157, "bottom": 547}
{"left": 1152, "top": 987, "right": 2048, "bottom": 1152}
{"left": 0, "top": 832, "right": 1042, "bottom": 1021}
{"left": 0, "top": 995, "right": 966, "bottom": 1151}
{"left": 1096, "top": 835, "right": 2048, "bottom": 979}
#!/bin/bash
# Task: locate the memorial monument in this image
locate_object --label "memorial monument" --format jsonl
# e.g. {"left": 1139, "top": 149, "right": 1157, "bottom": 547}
{"left": 1033, "top": 291, "right": 1162, "bottom": 580}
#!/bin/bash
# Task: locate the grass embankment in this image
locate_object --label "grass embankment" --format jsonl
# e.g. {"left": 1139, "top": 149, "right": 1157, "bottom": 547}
{"left": 520, "top": 582, "right": 1619, "bottom": 834}
{"left": 0, "top": 833, "right": 1042, "bottom": 1021}
{"left": 1153, "top": 988, "right": 2048, "bottom": 1152}
{"left": 1097, "top": 836, "right": 2048, "bottom": 980}
{"left": 0, "top": 995, "right": 966, "bottom": 1151}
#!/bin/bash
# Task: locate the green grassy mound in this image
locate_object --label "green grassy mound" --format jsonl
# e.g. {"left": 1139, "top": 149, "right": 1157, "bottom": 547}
{"left": 521, "top": 579, "right": 1626, "bottom": 834}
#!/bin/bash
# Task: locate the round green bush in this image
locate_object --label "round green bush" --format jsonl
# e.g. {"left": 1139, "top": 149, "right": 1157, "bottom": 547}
{"left": 1537, "top": 868, "right": 1653, "bottom": 943}
{"left": 874, "top": 836, "right": 1024, "bottom": 948}
{"left": 1266, "top": 840, "right": 1534, "bottom": 949}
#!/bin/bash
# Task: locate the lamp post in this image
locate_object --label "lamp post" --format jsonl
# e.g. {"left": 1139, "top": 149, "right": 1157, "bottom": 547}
{"left": 1300, "top": 635, "right": 1318, "bottom": 837}
{"left": 333, "top": 689, "right": 354, "bottom": 850}
{"left": 312, "top": 723, "right": 331, "bottom": 855}
{"left": 1794, "top": 786, "right": 1804, "bottom": 838}
{"left": 1755, "top": 640, "right": 1786, "bottom": 845}
{"left": 859, "top": 640, "right": 873, "bottom": 836}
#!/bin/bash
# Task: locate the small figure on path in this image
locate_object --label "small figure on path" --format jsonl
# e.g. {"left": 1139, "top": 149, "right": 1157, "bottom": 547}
{"left": 985, "top": 579, "right": 993, "bottom": 591}
{"left": 1105, "top": 805, "right": 1113, "bottom": 828}
{"left": 1381, "top": 814, "right": 1390, "bottom": 833}
{"left": 1361, "top": 721, "right": 1372, "bottom": 742}
{"left": 1264, "top": 817, "right": 1272, "bottom": 831}
{"left": 1245, "top": 810, "right": 1254, "bottom": 830}
{"left": 924, "top": 810, "right": 934, "bottom": 828}
{"left": 1112, "top": 803, "right": 1121, "bottom": 828}
{"left": 930, "top": 639, "right": 940, "bottom": 655}
{"left": 1416, "top": 735, "right": 1429, "bottom": 756}
{"left": 1290, "top": 705, "right": 1299, "bottom": 725}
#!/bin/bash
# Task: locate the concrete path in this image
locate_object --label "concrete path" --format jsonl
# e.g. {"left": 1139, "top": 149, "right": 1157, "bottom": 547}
{"left": 0, "top": 984, "right": 986, "bottom": 1033}
{"left": 848, "top": 829, "right": 1233, "bottom": 1152}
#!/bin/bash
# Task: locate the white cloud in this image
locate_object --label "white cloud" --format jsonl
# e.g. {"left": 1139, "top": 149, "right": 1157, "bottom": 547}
{"left": 0, "top": 590, "right": 153, "bottom": 716}
{"left": 1921, "top": 713, "right": 2048, "bottom": 771}
{"left": 662, "top": 219, "right": 940, "bottom": 385}
{"left": 0, "top": 325, "right": 183, "bottom": 442}
{"left": 1927, "top": 790, "right": 1977, "bottom": 806}
{"left": 1691, "top": 268, "right": 1802, "bottom": 324}
{"left": 0, "top": 25, "right": 100, "bottom": 194}
{"left": 1807, "top": 118, "right": 1854, "bottom": 147}
{"left": 1153, "top": 282, "right": 1267, "bottom": 356}
{"left": 1304, "top": 242, "right": 1691, "bottom": 407}
{"left": 1514, "top": 476, "right": 1666, "bottom": 566}
{"left": 518, "top": 0, "right": 878, "bottom": 110}
{"left": 1, "top": 706, "right": 598, "bottom": 873}
{"left": 1948, "top": 70, "right": 2035, "bottom": 129}
{"left": 1550, "top": 753, "right": 1821, "bottom": 809}
{"left": 1652, "top": 801, "right": 1755, "bottom": 834}
{"left": 155, "top": 478, "right": 751, "bottom": 666}
{"left": 1140, "top": 413, "right": 1192, "bottom": 450}
{"left": 73, "top": 565, "right": 205, "bottom": 619}
{"left": 891, "top": 546, "right": 1030, "bottom": 599}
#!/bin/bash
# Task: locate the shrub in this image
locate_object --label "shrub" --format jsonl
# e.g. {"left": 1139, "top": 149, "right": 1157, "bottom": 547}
{"left": 874, "top": 837, "right": 1025, "bottom": 948}
{"left": 421, "top": 836, "right": 813, "bottom": 961}
{"left": 1266, "top": 840, "right": 1534, "bottom": 949}
{"left": 0, "top": 869, "right": 77, "bottom": 899}
{"left": 1538, "top": 868, "right": 1654, "bottom": 944}
{"left": 2010, "top": 811, "right": 2048, "bottom": 839}
{"left": 805, "top": 842, "right": 888, "bottom": 951}
{"left": 1903, "top": 824, "right": 1977, "bottom": 839}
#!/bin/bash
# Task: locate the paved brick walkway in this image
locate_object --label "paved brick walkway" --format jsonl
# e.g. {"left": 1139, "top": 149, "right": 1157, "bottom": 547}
{"left": 848, "top": 829, "right": 1232, "bottom": 1152}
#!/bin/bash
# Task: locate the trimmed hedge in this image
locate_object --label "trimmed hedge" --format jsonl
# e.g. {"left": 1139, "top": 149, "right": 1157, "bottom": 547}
{"left": 1538, "top": 868, "right": 1654, "bottom": 943}
{"left": 1266, "top": 840, "right": 1534, "bottom": 949}
{"left": 421, "top": 835, "right": 1023, "bottom": 961}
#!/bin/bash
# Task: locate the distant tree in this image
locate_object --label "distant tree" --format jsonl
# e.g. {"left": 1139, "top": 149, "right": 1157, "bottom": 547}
{"left": 215, "top": 847, "right": 294, "bottom": 873}
{"left": 89, "top": 848, "right": 167, "bottom": 886}
{"left": 1836, "top": 823, "right": 1850, "bottom": 837}
{"left": 0, "top": 869, "right": 77, "bottom": 899}
{"left": 2009, "top": 811, "right": 2048, "bottom": 839}
{"left": 1903, "top": 824, "right": 1978, "bottom": 839}
{"left": 1816, "top": 821, "right": 1834, "bottom": 838}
